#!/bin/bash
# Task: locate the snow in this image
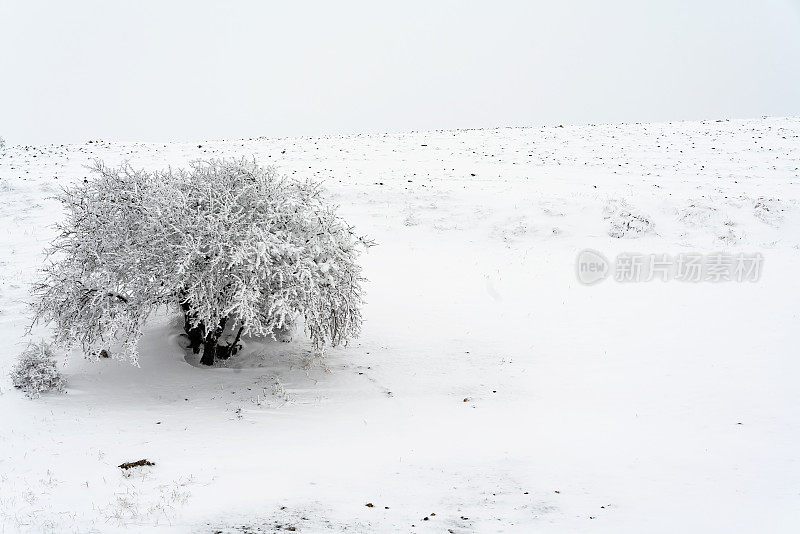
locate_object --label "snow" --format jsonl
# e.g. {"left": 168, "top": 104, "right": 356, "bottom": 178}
{"left": 1, "top": 117, "right": 799, "bottom": 532}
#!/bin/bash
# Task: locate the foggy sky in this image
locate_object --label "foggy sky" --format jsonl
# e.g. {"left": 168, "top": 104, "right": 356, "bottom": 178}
{"left": 1, "top": 0, "right": 799, "bottom": 145}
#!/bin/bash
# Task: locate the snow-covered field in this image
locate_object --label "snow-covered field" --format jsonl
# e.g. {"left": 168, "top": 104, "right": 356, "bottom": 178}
{"left": 1, "top": 117, "right": 799, "bottom": 533}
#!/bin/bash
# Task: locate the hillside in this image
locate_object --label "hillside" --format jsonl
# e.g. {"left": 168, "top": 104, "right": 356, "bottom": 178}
{"left": 1, "top": 117, "right": 799, "bottom": 532}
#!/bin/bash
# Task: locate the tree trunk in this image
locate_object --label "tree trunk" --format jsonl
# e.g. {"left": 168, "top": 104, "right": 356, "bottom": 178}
{"left": 188, "top": 326, "right": 204, "bottom": 353}
{"left": 199, "top": 317, "right": 227, "bottom": 366}
{"left": 186, "top": 317, "right": 204, "bottom": 354}
{"left": 181, "top": 296, "right": 205, "bottom": 354}
{"left": 231, "top": 326, "right": 244, "bottom": 355}
{"left": 200, "top": 337, "right": 217, "bottom": 366}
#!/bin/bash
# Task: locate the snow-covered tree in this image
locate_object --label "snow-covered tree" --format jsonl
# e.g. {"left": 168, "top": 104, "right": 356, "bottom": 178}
{"left": 32, "top": 158, "right": 372, "bottom": 365}
{"left": 0, "top": 137, "right": 5, "bottom": 148}
{"left": 10, "top": 341, "right": 66, "bottom": 398}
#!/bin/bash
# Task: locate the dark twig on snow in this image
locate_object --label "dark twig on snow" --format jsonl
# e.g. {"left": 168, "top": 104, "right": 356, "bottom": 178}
{"left": 118, "top": 459, "right": 155, "bottom": 470}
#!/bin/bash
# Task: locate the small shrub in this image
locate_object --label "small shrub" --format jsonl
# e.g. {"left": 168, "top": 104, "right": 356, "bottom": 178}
{"left": 10, "top": 342, "right": 66, "bottom": 398}
{"left": 604, "top": 198, "right": 655, "bottom": 238}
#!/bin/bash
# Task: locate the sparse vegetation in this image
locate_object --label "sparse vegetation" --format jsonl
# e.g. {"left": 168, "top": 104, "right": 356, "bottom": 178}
{"left": 10, "top": 341, "right": 66, "bottom": 398}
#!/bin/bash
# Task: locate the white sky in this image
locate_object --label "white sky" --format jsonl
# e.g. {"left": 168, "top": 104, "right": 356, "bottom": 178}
{"left": 1, "top": 0, "right": 799, "bottom": 146}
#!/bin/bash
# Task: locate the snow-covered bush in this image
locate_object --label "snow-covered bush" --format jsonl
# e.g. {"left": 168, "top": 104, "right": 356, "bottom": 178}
{"left": 603, "top": 198, "right": 655, "bottom": 238}
{"left": 33, "top": 158, "right": 372, "bottom": 365}
{"left": 0, "top": 136, "right": 5, "bottom": 148}
{"left": 10, "top": 342, "right": 66, "bottom": 398}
